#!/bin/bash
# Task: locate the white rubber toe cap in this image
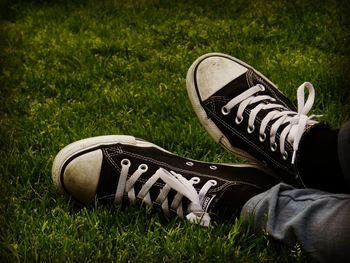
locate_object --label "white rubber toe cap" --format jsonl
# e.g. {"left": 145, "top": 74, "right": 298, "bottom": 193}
{"left": 194, "top": 55, "right": 248, "bottom": 101}
{"left": 62, "top": 150, "right": 103, "bottom": 204}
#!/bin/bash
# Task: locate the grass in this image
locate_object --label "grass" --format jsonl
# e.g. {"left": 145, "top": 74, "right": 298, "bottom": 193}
{"left": 0, "top": 0, "right": 349, "bottom": 261}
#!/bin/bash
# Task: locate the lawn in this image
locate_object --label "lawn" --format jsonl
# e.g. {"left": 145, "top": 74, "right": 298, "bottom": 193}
{"left": 1, "top": 0, "right": 349, "bottom": 262}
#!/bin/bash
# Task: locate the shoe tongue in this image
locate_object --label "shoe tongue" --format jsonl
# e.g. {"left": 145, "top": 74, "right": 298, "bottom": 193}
{"left": 287, "top": 125, "right": 298, "bottom": 145}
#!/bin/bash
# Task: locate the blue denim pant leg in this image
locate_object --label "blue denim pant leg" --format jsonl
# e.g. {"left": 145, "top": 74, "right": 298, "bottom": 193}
{"left": 241, "top": 183, "right": 350, "bottom": 263}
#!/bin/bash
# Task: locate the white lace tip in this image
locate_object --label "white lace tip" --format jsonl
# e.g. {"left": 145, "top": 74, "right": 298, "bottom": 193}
{"left": 186, "top": 212, "right": 211, "bottom": 227}
{"left": 291, "top": 151, "right": 296, "bottom": 164}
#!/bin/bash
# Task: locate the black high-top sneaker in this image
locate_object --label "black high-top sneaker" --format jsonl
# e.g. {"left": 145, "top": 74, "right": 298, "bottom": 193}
{"left": 186, "top": 53, "right": 325, "bottom": 188}
{"left": 52, "top": 135, "right": 281, "bottom": 226}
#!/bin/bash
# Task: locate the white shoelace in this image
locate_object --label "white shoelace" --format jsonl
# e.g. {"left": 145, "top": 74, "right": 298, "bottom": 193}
{"left": 114, "top": 159, "right": 217, "bottom": 227}
{"left": 222, "top": 82, "right": 319, "bottom": 163}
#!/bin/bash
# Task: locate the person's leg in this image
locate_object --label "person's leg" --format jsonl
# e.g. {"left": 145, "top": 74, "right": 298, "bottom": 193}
{"left": 297, "top": 123, "right": 349, "bottom": 193}
{"left": 241, "top": 183, "right": 350, "bottom": 263}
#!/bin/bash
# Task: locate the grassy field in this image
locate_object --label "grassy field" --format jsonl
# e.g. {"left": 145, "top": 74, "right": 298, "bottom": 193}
{"left": 1, "top": 0, "right": 349, "bottom": 262}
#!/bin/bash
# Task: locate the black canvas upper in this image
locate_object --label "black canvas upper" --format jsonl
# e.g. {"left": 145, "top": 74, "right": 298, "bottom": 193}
{"left": 88, "top": 142, "right": 281, "bottom": 221}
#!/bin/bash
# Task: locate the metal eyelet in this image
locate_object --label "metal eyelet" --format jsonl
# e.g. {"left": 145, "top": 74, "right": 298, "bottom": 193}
{"left": 235, "top": 116, "right": 243, "bottom": 124}
{"left": 186, "top": 161, "right": 194, "bottom": 166}
{"left": 258, "top": 84, "right": 265, "bottom": 91}
{"left": 247, "top": 125, "right": 255, "bottom": 134}
{"left": 121, "top": 159, "right": 131, "bottom": 166}
{"left": 209, "top": 180, "right": 217, "bottom": 186}
{"left": 270, "top": 142, "right": 277, "bottom": 152}
{"left": 259, "top": 133, "right": 266, "bottom": 142}
{"left": 209, "top": 165, "right": 217, "bottom": 170}
{"left": 282, "top": 151, "right": 288, "bottom": 160}
{"left": 221, "top": 106, "right": 230, "bottom": 115}
{"left": 191, "top": 177, "right": 200, "bottom": 184}
{"left": 139, "top": 164, "right": 148, "bottom": 171}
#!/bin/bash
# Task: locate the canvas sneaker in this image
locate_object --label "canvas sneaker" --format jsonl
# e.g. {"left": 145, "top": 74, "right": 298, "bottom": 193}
{"left": 52, "top": 135, "right": 281, "bottom": 226}
{"left": 186, "top": 53, "right": 324, "bottom": 187}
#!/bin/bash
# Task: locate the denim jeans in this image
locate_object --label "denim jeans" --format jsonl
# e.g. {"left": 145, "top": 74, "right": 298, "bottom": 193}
{"left": 241, "top": 121, "right": 350, "bottom": 262}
